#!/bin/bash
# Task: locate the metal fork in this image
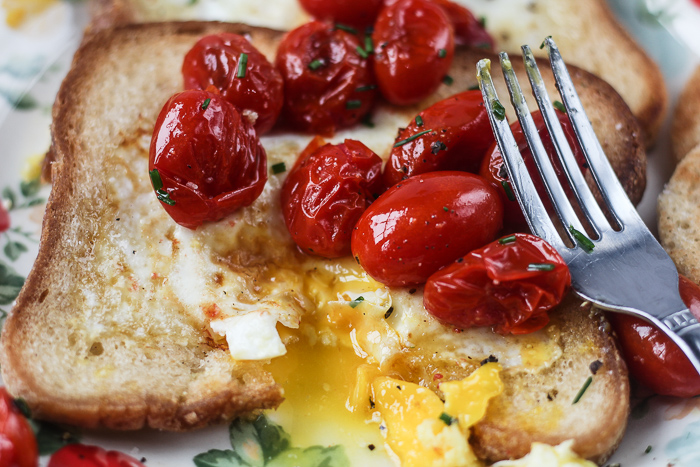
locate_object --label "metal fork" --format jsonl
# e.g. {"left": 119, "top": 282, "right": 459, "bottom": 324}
{"left": 476, "top": 37, "right": 700, "bottom": 373}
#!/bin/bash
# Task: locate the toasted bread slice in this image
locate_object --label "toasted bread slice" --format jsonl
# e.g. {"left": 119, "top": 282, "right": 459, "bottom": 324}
{"left": 659, "top": 143, "right": 700, "bottom": 284}
{"left": 671, "top": 65, "right": 700, "bottom": 163}
{"left": 1, "top": 22, "right": 640, "bottom": 463}
{"left": 87, "top": 0, "right": 666, "bottom": 145}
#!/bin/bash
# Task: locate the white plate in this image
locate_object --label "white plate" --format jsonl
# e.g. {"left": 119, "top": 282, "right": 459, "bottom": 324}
{"left": 1, "top": 1, "right": 699, "bottom": 466}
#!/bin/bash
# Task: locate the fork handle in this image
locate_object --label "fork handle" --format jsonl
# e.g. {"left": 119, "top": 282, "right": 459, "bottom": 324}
{"left": 659, "top": 309, "right": 700, "bottom": 373}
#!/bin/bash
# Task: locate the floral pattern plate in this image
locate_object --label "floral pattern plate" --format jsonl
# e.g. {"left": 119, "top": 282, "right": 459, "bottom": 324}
{"left": 1, "top": 0, "right": 700, "bottom": 466}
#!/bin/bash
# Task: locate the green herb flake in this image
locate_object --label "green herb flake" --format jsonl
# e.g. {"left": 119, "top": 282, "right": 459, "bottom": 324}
{"left": 479, "top": 16, "right": 487, "bottom": 28}
{"left": 528, "top": 263, "right": 555, "bottom": 272}
{"left": 346, "top": 99, "right": 362, "bottom": 110}
{"left": 365, "top": 35, "right": 374, "bottom": 54}
{"left": 572, "top": 376, "right": 593, "bottom": 404}
{"left": 442, "top": 74, "right": 454, "bottom": 86}
{"left": 569, "top": 225, "right": 595, "bottom": 253}
{"left": 393, "top": 129, "right": 433, "bottom": 148}
{"left": 308, "top": 59, "right": 325, "bottom": 70}
{"left": 349, "top": 296, "right": 365, "bottom": 308}
{"left": 438, "top": 48, "right": 447, "bottom": 58}
{"left": 335, "top": 23, "right": 358, "bottom": 34}
{"left": 236, "top": 53, "right": 248, "bottom": 78}
{"left": 553, "top": 100, "right": 567, "bottom": 113}
{"left": 415, "top": 115, "right": 424, "bottom": 127}
{"left": 443, "top": 206, "right": 449, "bottom": 212}
{"left": 356, "top": 84, "right": 377, "bottom": 92}
{"left": 361, "top": 114, "right": 375, "bottom": 128}
{"left": 644, "top": 445, "right": 652, "bottom": 454}
{"left": 271, "top": 162, "right": 286, "bottom": 174}
{"left": 356, "top": 46, "right": 369, "bottom": 59}
{"left": 500, "top": 180, "right": 515, "bottom": 201}
{"left": 12, "top": 398, "right": 31, "bottom": 418}
{"left": 149, "top": 169, "right": 164, "bottom": 191}
{"left": 492, "top": 99, "right": 506, "bottom": 121}
{"left": 439, "top": 412, "right": 456, "bottom": 426}
{"left": 201, "top": 98, "right": 211, "bottom": 110}
{"left": 468, "top": 84, "right": 480, "bottom": 91}
{"left": 540, "top": 35, "right": 552, "bottom": 50}
{"left": 384, "top": 306, "right": 394, "bottom": 319}
{"left": 499, "top": 235, "right": 516, "bottom": 245}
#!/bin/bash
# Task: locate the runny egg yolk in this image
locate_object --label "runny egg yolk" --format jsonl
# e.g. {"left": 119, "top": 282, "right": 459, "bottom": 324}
{"left": 2, "top": 0, "right": 55, "bottom": 27}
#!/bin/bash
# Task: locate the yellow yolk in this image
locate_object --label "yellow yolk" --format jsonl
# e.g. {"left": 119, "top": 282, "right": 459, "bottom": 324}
{"left": 2, "top": 0, "right": 55, "bottom": 27}
{"left": 492, "top": 441, "right": 596, "bottom": 467}
{"left": 371, "top": 363, "right": 503, "bottom": 467}
{"left": 21, "top": 153, "right": 44, "bottom": 183}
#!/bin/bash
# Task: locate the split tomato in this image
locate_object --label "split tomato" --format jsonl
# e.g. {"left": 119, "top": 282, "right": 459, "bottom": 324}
{"left": 609, "top": 275, "right": 700, "bottom": 398}
{"left": 281, "top": 138, "right": 384, "bottom": 258}
{"left": 383, "top": 90, "right": 494, "bottom": 187}
{"left": 423, "top": 233, "right": 570, "bottom": 334}
{"left": 351, "top": 172, "right": 503, "bottom": 287}
{"left": 48, "top": 444, "right": 145, "bottom": 467}
{"left": 298, "top": 0, "right": 384, "bottom": 28}
{"left": 182, "top": 33, "right": 284, "bottom": 135}
{"left": 0, "top": 388, "right": 38, "bottom": 467}
{"left": 149, "top": 89, "right": 267, "bottom": 229}
{"left": 431, "top": 0, "right": 494, "bottom": 49}
{"left": 373, "top": 0, "right": 454, "bottom": 105}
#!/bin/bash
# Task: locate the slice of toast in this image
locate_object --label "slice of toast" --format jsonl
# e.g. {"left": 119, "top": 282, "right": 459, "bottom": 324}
{"left": 1, "top": 22, "right": 641, "bottom": 463}
{"left": 87, "top": 0, "right": 667, "bottom": 145}
{"left": 671, "top": 65, "right": 700, "bottom": 163}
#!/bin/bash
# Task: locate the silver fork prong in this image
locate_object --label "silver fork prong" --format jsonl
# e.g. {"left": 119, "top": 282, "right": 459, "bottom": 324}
{"left": 498, "top": 52, "right": 587, "bottom": 243}
{"left": 543, "top": 37, "right": 641, "bottom": 227}
{"left": 477, "top": 59, "right": 568, "bottom": 253}
{"left": 521, "top": 45, "right": 611, "bottom": 237}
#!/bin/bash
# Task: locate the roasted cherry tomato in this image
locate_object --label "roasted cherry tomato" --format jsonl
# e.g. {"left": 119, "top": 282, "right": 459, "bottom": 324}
{"left": 0, "top": 388, "right": 38, "bottom": 467}
{"left": 479, "top": 110, "right": 586, "bottom": 231}
{"left": 182, "top": 33, "right": 284, "bottom": 135}
{"left": 373, "top": 0, "right": 454, "bottom": 105}
{"left": 281, "top": 138, "right": 384, "bottom": 258}
{"left": 431, "top": 0, "right": 494, "bottom": 49}
{"left": 424, "top": 233, "right": 570, "bottom": 334}
{"left": 48, "top": 444, "right": 145, "bottom": 467}
{"left": 0, "top": 202, "right": 9, "bottom": 233}
{"left": 609, "top": 275, "right": 700, "bottom": 398}
{"left": 352, "top": 171, "right": 503, "bottom": 287}
{"left": 299, "top": 0, "right": 383, "bottom": 28}
{"left": 383, "top": 90, "right": 494, "bottom": 187}
{"left": 149, "top": 89, "right": 267, "bottom": 229}
{"left": 275, "top": 21, "right": 376, "bottom": 135}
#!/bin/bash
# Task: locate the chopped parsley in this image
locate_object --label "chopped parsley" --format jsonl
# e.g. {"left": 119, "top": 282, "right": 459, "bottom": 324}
{"left": 500, "top": 180, "right": 515, "bottom": 201}
{"left": 356, "top": 46, "right": 369, "bottom": 59}
{"left": 356, "top": 84, "right": 377, "bottom": 92}
{"left": 439, "top": 413, "right": 456, "bottom": 426}
{"left": 442, "top": 74, "right": 454, "bottom": 86}
{"left": 499, "top": 235, "right": 516, "bottom": 245}
{"left": 346, "top": 99, "right": 362, "bottom": 110}
{"left": 365, "top": 36, "right": 374, "bottom": 54}
{"left": 201, "top": 98, "right": 211, "bottom": 110}
{"left": 492, "top": 99, "right": 506, "bottom": 121}
{"left": 572, "top": 376, "right": 593, "bottom": 404}
{"left": 569, "top": 225, "right": 595, "bottom": 253}
{"left": 308, "top": 59, "right": 325, "bottom": 70}
{"left": 468, "top": 84, "right": 480, "bottom": 91}
{"left": 438, "top": 48, "right": 447, "bottom": 58}
{"left": 236, "top": 53, "right": 248, "bottom": 78}
{"left": 553, "top": 100, "right": 567, "bottom": 113}
{"left": 384, "top": 306, "right": 394, "bottom": 319}
{"left": 335, "top": 23, "right": 358, "bottom": 34}
{"left": 393, "top": 129, "right": 433, "bottom": 147}
{"left": 349, "top": 296, "right": 365, "bottom": 308}
{"left": 361, "top": 114, "right": 375, "bottom": 128}
{"left": 540, "top": 35, "right": 552, "bottom": 49}
{"left": 271, "top": 162, "right": 286, "bottom": 174}
{"left": 149, "top": 169, "right": 176, "bottom": 206}
{"left": 415, "top": 115, "right": 424, "bottom": 127}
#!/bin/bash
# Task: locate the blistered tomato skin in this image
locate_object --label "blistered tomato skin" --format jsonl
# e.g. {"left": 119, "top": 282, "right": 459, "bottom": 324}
{"left": 48, "top": 444, "right": 146, "bottom": 467}
{"left": 0, "top": 388, "right": 38, "bottom": 467}
{"left": 149, "top": 90, "right": 267, "bottom": 229}
{"left": 431, "top": 0, "right": 494, "bottom": 49}
{"left": 479, "top": 110, "right": 586, "bottom": 231}
{"left": 281, "top": 139, "right": 384, "bottom": 258}
{"left": 373, "top": 0, "right": 455, "bottom": 106}
{"left": 299, "top": 0, "right": 384, "bottom": 28}
{"left": 609, "top": 275, "right": 700, "bottom": 398}
{"left": 275, "top": 21, "right": 376, "bottom": 135}
{"left": 182, "top": 33, "right": 284, "bottom": 135}
{"left": 424, "top": 233, "right": 570, "bottom": 334}
{"left": 384, "top": 90, "right": 494, "bottom": 188}
{"left": 352, "top": 172, "right": 503, "bottom": 287}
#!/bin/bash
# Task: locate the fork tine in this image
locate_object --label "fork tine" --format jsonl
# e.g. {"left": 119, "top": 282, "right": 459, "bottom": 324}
{"left": 543, "top": 37, "right": 641, "bottom": 227}
{"left": 497, "top": 51, "right": 588, "bottom": 243}
{"left": 476, "top": 59, "right": 568, "bottom": 253}
{"left": 520, "top": 45, "right": 611, "bottom": 236}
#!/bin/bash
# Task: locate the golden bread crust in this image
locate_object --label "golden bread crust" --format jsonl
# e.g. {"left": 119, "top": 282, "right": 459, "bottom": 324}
{"left": 671, "top": 65, "right": 700, "bottom": 163}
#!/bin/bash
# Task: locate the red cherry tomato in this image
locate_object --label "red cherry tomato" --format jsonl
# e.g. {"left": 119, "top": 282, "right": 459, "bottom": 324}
{"left": 0, "top": 388, "right": 38, "bottom": 467}
{"left": 424, "top": 233, "right": 570, "bottom": 334}
{"left": 352, "top": 172, "right": 503, "bottom": 287}
{"left": 299, "top": 0, "right": 384, "bottom": 28}
{"left": 431, "top": 0, "right": 494, "bottom": 49}
{"left": 609, "top": 275, "right": 700, "bottom": 398}
{"left": 182, "top": 33, "right": 284, "bottom": 135}
{"left": 48, "top": 444, "right": 145, "bottom": 467}
{"left": 275, "top": 21, "right": 376, "bottom": 135}
{"left": 281, "top": 138, "right": 384, "bottom": 258}
{"left": 149, "top": 89, "right": 267, "bottom": 229}
{"left": 373, "top": 0, "right": 455, "bottom": 105}
{"left": 479, "top": 110, "right": 586, "bottom": 231}
{"left": 0, "top": 203, "right": 9, "bottom": 233}
{"left": 383, "top": 90, "right": 494, "bottom": 188}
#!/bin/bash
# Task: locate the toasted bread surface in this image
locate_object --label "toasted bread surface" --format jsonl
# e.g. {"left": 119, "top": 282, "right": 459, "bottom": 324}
{"left": 671, "top": 65, "right": 700, "bottom": 163}
{"left": 87, "top": 0, "right": 666, "bottom": 145}
{"left": 659, "top": 143, "right": 700, "bottom": 284}
{"left": 1, "top": 21, "right": 641, "bottom": 463}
